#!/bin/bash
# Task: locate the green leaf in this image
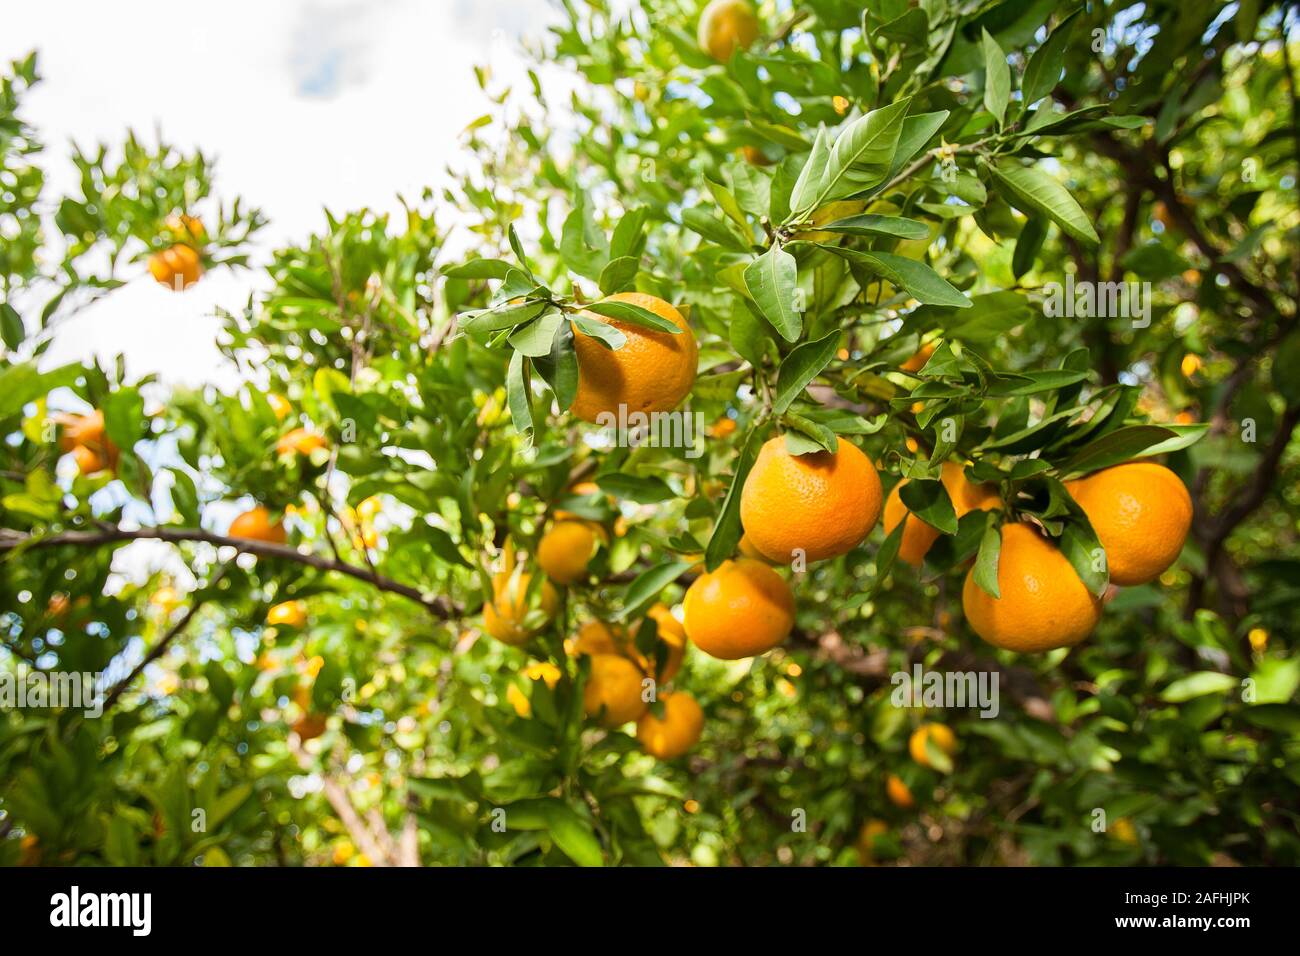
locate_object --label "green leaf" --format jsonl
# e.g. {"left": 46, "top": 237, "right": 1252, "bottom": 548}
{"left": 543, "top": 801, "right": 604, "bottom": 867}
{"left": 1012, "top": 216, "right": 1047, "bottom": 279}
{"left": 899, "top": 478, "right": 957, "bottom": 535}
{"left": 987, "top": 160, "right": 1099, "bottom": 247}
{"left": 705, "top": 427, "right": 762, "bottom": 570}
{"left": 1022, "top": 9, "right": 1080, "bottom": 107}
{"left": 506, "top": 351, "right": 533, "bottom": 439}
{"left": 981, "top": 30, "right": 1010, "bottom": 127}
{"left": 829, "top": 249, "right": 972, "bottom": 307}
{"left": 0, "top": 302, "right": 24, "bottom": 351}
{"left": 795, "top": 98, "right": 911, "bottom": 215}
{"left": 425, "top": 525, "right": 472, "bottom": 568}
{"left": 773, "top": 330, "right": 840, "bottom": 415}
{"left": 743, "top": 244, "right": 801, "bottom": 342}
{"left": 584, "top": 299, "right": 682, "bottom": 335}
{"left": 598, "top": 256, "right": 640, "bottom": 295}
{"left": 571, "top": 313, "right": 627, "bottom": 350}
{"left": 507, "top": 308, "right": 564, "bottom": 358}
{"left": 973, "top": 515, "right": 1002, "bottom": 598}
{"left": 1057, "top": 424, "right": 1188, "bottom": 477}
{"left": 803, "top": 214, "right": 929, "bottom": 239}
{"left": 441, "top": 259, "right": 513, "bottom": 280}
{"left": 597, "top": 474, "right": 675, "bottom": 504}
{"left": 560, "top": 195, "right": 609, "bottom": 280}
{"left": 617, "top": 560, "right": 693, "bottom": 621}
{"left": 1160, "top": 672, "right": 1237, "bottom": 703}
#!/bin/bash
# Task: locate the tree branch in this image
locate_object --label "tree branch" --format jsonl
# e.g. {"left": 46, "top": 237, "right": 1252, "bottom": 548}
{"left": 0, "top": 524, "right": 460, "bottom": 619}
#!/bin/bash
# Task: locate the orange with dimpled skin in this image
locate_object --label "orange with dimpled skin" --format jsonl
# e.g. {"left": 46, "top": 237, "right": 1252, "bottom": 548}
{"left": 683, "top": 558, "right": 795, "bottom": 660}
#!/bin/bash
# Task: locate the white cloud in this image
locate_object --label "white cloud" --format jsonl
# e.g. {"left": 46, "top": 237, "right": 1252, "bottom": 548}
{"left": 2, "top": 0, "right": 558, "bottom": 387}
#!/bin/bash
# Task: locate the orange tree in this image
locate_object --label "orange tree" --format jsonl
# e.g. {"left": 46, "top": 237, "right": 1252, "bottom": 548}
{"left": 1, "top": 0, "right": 1297, "bottom": 867}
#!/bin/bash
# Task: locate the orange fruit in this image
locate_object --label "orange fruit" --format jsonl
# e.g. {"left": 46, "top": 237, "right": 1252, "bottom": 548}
{"left": 165, "top": 213, "right": 206, "bottom": 243}
{"left": 228, "top": 506, "right": 287, "bottom": 544}
{"left": 71, "top": 444, "right": 111, "bottom": 475}
{"left": 901, "top": 341, "right": 936, "bottom": 373}
{"left": 482, "top": 569, "right": 559, "bottom": 645}
{"left": 740, "top": 145, "right": 772, "bottom": 166}
{"left": 739, "top": 437, "right": 881, "bottom": 562}
{"left": 583, "top": 653, "right": 648, "bottom": 727}
{"left": 698, "top": 0, "right": 759, "bottom": 62}
{"left": 1063, "top": 462, "right": 1193, "bottom": 586}
{"left": 293, "top": 713, "right": 327, "bottom": 741}
{"left": 524, "top": 662, "right": 562, "bottom": 687}
{"left": 570, "top": 292, "right": 698, "bottom": 423}
{"left": 796, "top": 200, "right": 866, "bottom": 243}
{"left": 268, "top": 393, "right": 293, "bottom": 420}
{"left": 886, "top": 773, "right": 914, "bottom": 809}
{"left": 683, "top": 558, "right": 795, "bottom": 660}
{"left": 961, "top": 522, "right": 1102, "bottom": 653}
{"left": 908, "top": 723, "right": 956, "bottom": 768}
{"left": 641, "top": 603, "right": 687, "bottom": 682}
{"left": 276, "top": 427, "right": 329, "bottom": 456}
{"left": 709, "top": 415, "right": 737, "bottom": 438}
{"left": 855, "top": 819, "right": 888, "bottom": 865}
{"left": 636, "top": 691, "right": 704, "bottom": 759}
{"left": 56, "top": 409, "right": 108, "bottom": 452}
{"left": 569, "top": 619, "right": 627, "bottom": 657}
{"left": 537, "top": 519, "right": 599, "bottom": 585}
{"left": 148, "top": 243, "right": 203, "bottom": 290}
{"left": 738, "top": 533, "right": 776, "bottom": 563}
{"left": 883, "top": 462, "right": 999, "bottom": 566}
{"left": 267, "top": 600, "right": 308, "bottom": 627}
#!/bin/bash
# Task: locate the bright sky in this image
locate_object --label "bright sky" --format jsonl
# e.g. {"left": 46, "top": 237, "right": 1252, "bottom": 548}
{"left": 3, "top": 0, "right": 556, "bottom": 387}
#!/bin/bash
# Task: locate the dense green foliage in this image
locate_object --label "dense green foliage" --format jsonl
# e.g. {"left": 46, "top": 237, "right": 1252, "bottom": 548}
{"left": 1, "top": 0, "right": 1297, "bottom": 867}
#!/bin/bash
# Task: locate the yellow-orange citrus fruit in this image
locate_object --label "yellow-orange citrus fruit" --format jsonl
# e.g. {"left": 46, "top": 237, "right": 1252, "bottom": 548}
{"left": 740, "top": 145, "right": 772, "bottom": 166}
{"left": 737, "top": 533, "right": 775, "bottom": 562}
{"left": 524, "top": 662, "right": 562, "bottom": 687}
{"left": 148, "top": 243, "right": 203, "bottom": 290}
{"left": 697, "top": 0, "right": 759, "bottom": 62}
{"left": 901, "top": 341, "right": 936, "bottom": 373}
{"left": 56, "top": 409, "right": 107, "bottom": 452}
{"left": 1111, "top": 817, "right": 1139, "bottom": 845}
{"left": 569, "top": 619, "right": 627, "bottom": 657}
{"left": 293, "top": 713, "right": 327, "bottom": 741}
{"left": 570, "top": 292, "right": 698, "bottom": 423}
{"left": 583, "top": 653, "right": 648, "bottom": 727}
{"left": 683, "top": 558, "right": 795, "bottom": 660}
{"left": 267, "top": 600, "right": 308, "bottom": 627}
{"left": 639, "top": 603, "right": 688, "bottom": 682}
{"left": 276, "top": 427, "right": 329, "bottom": 456}
{"left": 909, "top": 723, "right": 956, "bottom": 768}
{"left": 740, "top": 437, "right": 882, "bottom": 562}
{"left": 797, "top": 199, "right": 866, "bottom": 242}
{"left": 855, "top": 819, "right": 888, "bottom": 865}
{"left": 636, "top": 691, "right": 704, "bottom": 759}
{"left": 268, "top": 393, "right": 293, "bottom": 420}
{"left": 165, "top": 213, "right": 206, "bottom": 243}
{"left": 886, "top": 773, "right": 914, "bottom": 809}
{"left": 482, "top": 570, "right": 559, "bottom": 645}
{"left": 884, "top": 462, "right": 999, "bottom": 566}
{"left": 883, "top": 481, "right": 942, "bottom": 567}
{"left": 710, "top": 415, "right": 737, "bottom": 438}
{"left": 961, "top": 522, "right": 1102, "bottom": 653}
{"left": 537, "top": 519, "right": 598, "bottom": 585}
{"left": 1063, "top": 462, "right": 1193, "bottom": 586}
{"left": 506, "top": 682, "right": 532, "bottom": 718}
{"left": 71, "top": 444, "right": 111, "bottom": 475}
{"left": 228, "top": 506, "right": 287, "bottom": 544}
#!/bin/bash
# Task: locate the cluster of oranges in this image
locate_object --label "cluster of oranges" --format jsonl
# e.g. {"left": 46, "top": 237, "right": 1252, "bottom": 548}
{"left": 54, "top": 409, "right": 118, "bottom": 476}
{"left": 147, "top": 214, "right": 206, "bottom": 292}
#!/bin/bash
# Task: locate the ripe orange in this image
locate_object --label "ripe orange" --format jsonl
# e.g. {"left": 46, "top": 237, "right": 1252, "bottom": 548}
{"left": 636, "top": 691, "right": 704, "bottom": 759}
{"left": 71, "top": 444, "right": 111, "bottom": 475}
{"left": 740, "top": 145, "right": 772, "bottom": 166}
{"left": 796, "top": 199, "right": 866, "bottom": 243}
{"left": 886, "top": 773, "right": 914, "bottom": 809}
{"left": 228, "top": 506, "right": 287, "bottom": 544}
{"left": 698, "top": 0, "right": 759, "bottom": 62}
{"left": 569, "top": 619, "right": 627, "bottom": 657}
{"left": 293, "top": 713, "right": 327, "bottom": 741}
{"left": 683, "top": 558, "right": 795, "bottom": 660}
{"left": 537, "top": 519, "right": 599, "bottom": 585}
{"left": 641, "top": 602, "right": 687, "bottom": 682}
{"left": 165, "top": 213, "right": 206, "bottom": 243}
{"left": 56, "top": 409, "right": 107, "bottom": 452}
{"left": 276, "top": 427, "right": 329, "bottom": 456}
{"left": 961, "top": 522, "right": 1102, "bottom": 653}
{"left": 1063, "top": 462, "right": 1193, "bottom": 586}
{"left": 268, "top": 393, "right": 293, "bottom": 420}
{"left": 901, "top": 341, "right": 937, "bottom": 373}
{"left": 482, "top": 569, "right": 559, "bottom": 645}
{"left": 570, "top": 292, "right": 698, "bottom": 423}
{"left": 883, "top": 462, "right": 999, "bottom": 566}
{"left": 855, "top": 819, "right": 888, "bottom": 865}
{"left": 148, "top": 243, "right": 203, "bottom": 290}
{"left": 739, "top": 437, "right": 881, "bottom": 562}
{"left": 583, "top": 653, "right": 648, "bottom": 727}
{"left": 737, "top": 533, "right": 775, "bottom": 562}
{"left": 908, "top": 723, "right": 956, "bottom": 768}
{"left": 267, "top": 600, "right": 308, "bottom": 627}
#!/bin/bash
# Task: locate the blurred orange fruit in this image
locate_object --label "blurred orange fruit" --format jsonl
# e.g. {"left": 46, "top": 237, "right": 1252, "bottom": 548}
{"left": 697, "top": 0, "right": 759, "bottom": 62}
{"left": 637, "top": 691, "right": 704, "bottom": 759}
{"left": 228, "top": 506, "right": 287, "bottom": 544}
